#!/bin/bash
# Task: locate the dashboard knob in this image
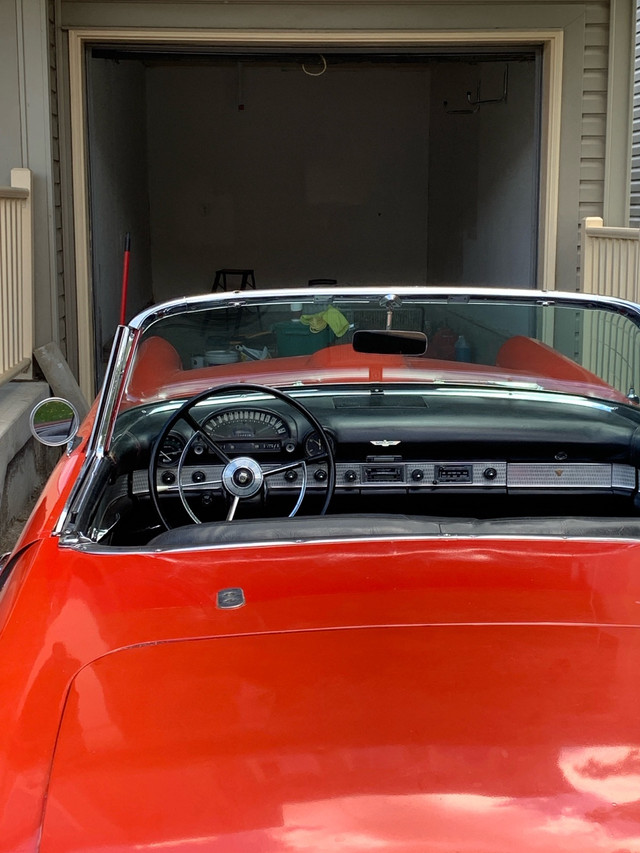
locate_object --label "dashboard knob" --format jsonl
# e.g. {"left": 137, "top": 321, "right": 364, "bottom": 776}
{"left": 411, "top": 469, "right": 424, "bottom": 481}
{"left": 161, "top": 471, "right": 176, "bottom": 485}
{"left": 284, "top": 469, "right": 298, "bottom": 482}
{"left": 483, "top": 467, "right": 498, "bottom": 480}
{"left": 314, "top": 469, "right": 328, "bottom": 482}
{"left": 344, "top": 469, "right": 358, "bottom": 483}
{"left": 192, "top": 470, "right": 206, "bottom": 483}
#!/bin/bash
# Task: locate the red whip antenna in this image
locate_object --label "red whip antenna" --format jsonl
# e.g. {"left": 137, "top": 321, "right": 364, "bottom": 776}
{"left": 119, "top": 232, "right": 131, "bottom": 325}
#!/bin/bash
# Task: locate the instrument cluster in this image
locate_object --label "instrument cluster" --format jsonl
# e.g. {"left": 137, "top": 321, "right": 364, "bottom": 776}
{"left": 157, "top": 407, "right": 301, "bottom": 467}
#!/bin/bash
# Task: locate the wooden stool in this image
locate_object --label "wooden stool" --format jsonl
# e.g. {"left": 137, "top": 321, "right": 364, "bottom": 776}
{"left": 212, "top": 269, "right": 256, "bottom": 292}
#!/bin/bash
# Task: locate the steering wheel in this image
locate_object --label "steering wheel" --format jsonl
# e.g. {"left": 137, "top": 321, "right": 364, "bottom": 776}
{"left": 149, "top": 384, "right": 335, "bottom": 530}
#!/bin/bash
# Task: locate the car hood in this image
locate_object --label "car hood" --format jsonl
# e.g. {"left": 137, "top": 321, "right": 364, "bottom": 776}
{"left": 40, "top": 621, "right": 640, "bottom": 852}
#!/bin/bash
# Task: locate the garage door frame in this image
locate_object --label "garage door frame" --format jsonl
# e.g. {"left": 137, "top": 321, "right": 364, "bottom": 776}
{"left": 69, "top": 27, "right": 563, "bottom": 401}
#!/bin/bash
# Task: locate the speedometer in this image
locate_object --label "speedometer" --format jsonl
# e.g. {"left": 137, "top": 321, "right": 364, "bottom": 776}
{"left": 203, "top": 408, "right": 291, "bottom": 452}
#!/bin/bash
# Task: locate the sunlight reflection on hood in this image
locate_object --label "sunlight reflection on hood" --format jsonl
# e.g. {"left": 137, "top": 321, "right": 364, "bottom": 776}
{"left": 559, "top": 745, "right": 640, "bottom": 804}
{"left": 270, "top": 782, "right": 640, "bottom": 853}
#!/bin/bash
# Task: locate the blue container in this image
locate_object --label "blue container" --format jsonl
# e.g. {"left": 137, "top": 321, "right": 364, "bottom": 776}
{"left": 454, "top": 335, "right": 472, "bottom": 362}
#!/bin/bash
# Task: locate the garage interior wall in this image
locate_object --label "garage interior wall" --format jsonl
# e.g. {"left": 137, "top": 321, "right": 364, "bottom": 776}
{"left": 87, "top": 53, "right": 538, "bottom": 368}
{"left": 428, "top": 59, "right": 538, "bottom": 285}
{"left": 145, "top": 59, "right": 432, "bottom": 299}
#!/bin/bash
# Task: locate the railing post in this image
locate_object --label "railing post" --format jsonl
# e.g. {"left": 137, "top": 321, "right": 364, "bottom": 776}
{"left": 12, "top": 168, "right": 33, "bottom": 380}
{"left": 0, "top": 169, "right": 33, "bottom": 386}
{"left": 580, "top": 216, "right": 603, "bottom": 295}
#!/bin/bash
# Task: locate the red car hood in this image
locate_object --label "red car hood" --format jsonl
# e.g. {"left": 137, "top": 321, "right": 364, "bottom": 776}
{"left": 41, "top": 621, "right": 640, "bottom": 852}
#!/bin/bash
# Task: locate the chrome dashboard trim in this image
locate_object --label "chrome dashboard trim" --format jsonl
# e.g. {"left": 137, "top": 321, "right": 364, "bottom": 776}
{"left": 127, "top": 461, "right": 636, "bottom": 496}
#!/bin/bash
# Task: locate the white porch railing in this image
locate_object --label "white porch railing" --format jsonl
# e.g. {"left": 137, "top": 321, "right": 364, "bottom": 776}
{"left": 580, "top": 217, "right": 640, "bottom": 396}
{"left": 580, "top": 216, "right": 640, "bottom": 301}
{"left": 0, "top": 168, "right": 33, "bottom": 386}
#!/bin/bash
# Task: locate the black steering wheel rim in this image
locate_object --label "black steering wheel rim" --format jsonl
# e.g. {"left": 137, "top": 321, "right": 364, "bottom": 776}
{"left": 149, "top": 383, "right": 336, "bottom": 530}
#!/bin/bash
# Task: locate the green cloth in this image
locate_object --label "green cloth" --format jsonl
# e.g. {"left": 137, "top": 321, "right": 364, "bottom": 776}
{"left": 300, "top": 306, "right": 349, "bottom": 337}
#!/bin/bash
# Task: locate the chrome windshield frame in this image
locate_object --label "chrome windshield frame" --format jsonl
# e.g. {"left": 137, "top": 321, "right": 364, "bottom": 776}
{"left": 87, "top": 323, "right": 137, "bottom": 458}
{"left": 86, "top": 285, "right": 640, "bottom": 468}
{"left": 127, "top": 286, "right": 640, "bottom": 334}
{"left": 55, "top": 286, "right": 640, "bottom": 544}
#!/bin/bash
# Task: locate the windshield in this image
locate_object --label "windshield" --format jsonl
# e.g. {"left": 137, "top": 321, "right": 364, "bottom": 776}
{"left": 120, "top": 291, "right": 640, "bottom": 409}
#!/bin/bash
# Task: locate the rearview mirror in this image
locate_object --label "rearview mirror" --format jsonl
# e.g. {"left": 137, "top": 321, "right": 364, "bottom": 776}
{"left": 30, "top": 398, "right": 79, "bottom": 447}
{"left": 352, "top": 329, "right": 428, "bottom": 356}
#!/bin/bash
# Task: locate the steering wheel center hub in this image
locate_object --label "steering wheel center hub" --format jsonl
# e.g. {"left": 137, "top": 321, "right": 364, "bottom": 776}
{"left": 222, "top": 457, "right": 263, "bottom": 498}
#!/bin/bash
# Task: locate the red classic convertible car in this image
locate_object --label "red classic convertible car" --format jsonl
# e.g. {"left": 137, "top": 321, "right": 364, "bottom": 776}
{"left": 3, "top": 287, "right": 640, "bottom": 852}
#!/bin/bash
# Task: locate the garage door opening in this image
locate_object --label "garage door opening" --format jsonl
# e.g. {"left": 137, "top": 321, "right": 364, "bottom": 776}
{"left": 85, "top": 48, "right": 541, "bottom": 380}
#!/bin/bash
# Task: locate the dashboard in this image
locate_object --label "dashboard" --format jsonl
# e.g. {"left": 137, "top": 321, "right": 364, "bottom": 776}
{"left": 109, "top": 387, "right": 640, "bottom": 513}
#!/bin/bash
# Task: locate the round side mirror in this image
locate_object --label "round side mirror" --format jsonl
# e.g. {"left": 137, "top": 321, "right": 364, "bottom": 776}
{"left": 30, "top": 398, "right": 80, "bottom": 447}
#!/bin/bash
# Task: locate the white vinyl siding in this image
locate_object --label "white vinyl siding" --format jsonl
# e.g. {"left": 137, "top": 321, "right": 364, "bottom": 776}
{"left": 581, "top": 2, "right": 610, "bottom": 221}
{"left": 630, "top": 0, "right": 640, "bottom": 223}
{"left": 575, "top": 1, "right": 610, "bottom": 289}
{"left": 48, "top": 0, "right": 67, "bottom": 360}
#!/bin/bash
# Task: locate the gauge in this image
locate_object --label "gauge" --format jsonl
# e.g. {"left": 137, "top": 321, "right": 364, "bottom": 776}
{"left": 303, "top": 430, "right": 335, "bottom": 458}
{"left": 157, "top": 432, "right": 186, "bottom": 467}
{"left": 203, "top": 408, "right": 291, "bottom": 451}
